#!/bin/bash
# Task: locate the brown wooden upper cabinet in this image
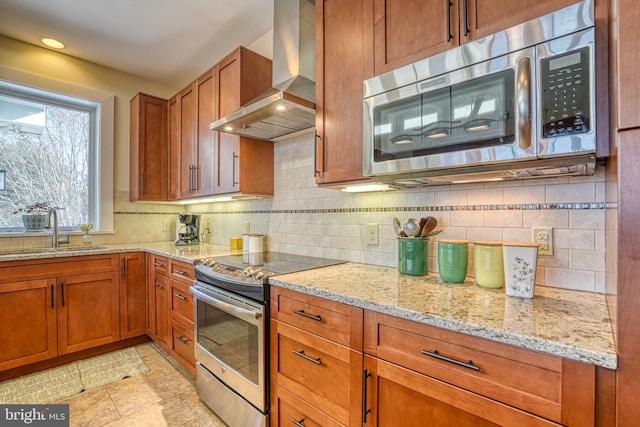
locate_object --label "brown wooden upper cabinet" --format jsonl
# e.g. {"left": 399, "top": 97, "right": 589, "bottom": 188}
{"left": 369, "top": 0, "right": 581, "bottom": 76}
{"left": 130, "top": 93, "right": 168, "bottom": 201}
{"left": 213, "top": 47, "right": 275, "bottom": 196}
{"left": 616, "top": 0, "right": 640, "bottom": 130}
{"left": 168, "top": 47, "right": 275, "bottom": 199}
{"left": 315, "top": 0, "right": 373, "bottom": 186}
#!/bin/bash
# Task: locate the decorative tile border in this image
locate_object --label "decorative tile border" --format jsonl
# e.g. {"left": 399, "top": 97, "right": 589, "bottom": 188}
{"left": 114, "top": 202, "right": 616, "bottom": 216}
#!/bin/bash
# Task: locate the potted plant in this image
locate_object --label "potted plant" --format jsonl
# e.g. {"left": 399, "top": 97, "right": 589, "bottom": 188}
{"left": 13, "top": 201, "right": 51, "bottom": 231}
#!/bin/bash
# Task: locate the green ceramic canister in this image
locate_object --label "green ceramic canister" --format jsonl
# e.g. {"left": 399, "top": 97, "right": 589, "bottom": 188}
{"left": 398, "top": 237, "right": 429, "bottom": 276}
{"left": 473, "top": 241, "right": 505, "bottom": 288}
{"left": 438, "top": 239, "right": 469, "bottom": 283}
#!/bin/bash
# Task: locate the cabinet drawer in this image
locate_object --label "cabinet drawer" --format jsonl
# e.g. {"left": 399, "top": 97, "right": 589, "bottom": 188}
{"left": 364, "top": 355, "right": 559, "bottom": 427}
{"left": 169, "top": 280, "right": 193, "bottom": 328}
{"left": 148, "top": 254, "right": 169, "bottom": 276}
{"left": 0, "top": 254, "right": 118, "bottom": 284}
{"left": 364, "top": 311, "right": 595, "bottom": 425}
{"left": 271, "top": 383, "right": 344, "bottom": 427}
{"left": 170, "top": 319, "right": 195, "bottom": 375}
{"left": 169, "top": 259, "right": 194, "bottom": 285}
{"left": 270, "top": 320, "right": 361, "bottom": 426}
{"left": 271, "top": 287, "right": 363, "bottom": 350}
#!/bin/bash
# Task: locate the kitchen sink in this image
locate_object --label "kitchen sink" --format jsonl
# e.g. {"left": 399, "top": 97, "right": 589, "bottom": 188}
{"left": 0, "top": 245, "right": 109, "bottom": 255}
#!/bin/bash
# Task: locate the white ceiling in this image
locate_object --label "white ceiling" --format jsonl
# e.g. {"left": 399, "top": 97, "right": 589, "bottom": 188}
{"left": 0, "top": 0, "right": 275, "bottom": 88}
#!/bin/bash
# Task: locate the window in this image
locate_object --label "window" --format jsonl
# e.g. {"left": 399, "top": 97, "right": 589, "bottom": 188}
{"left": 0, "top": 81, "right": 105, "bottom": 232}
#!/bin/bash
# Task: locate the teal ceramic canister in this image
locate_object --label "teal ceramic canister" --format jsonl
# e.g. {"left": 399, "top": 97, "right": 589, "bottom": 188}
{"left": 398, "top": 237, "right": 429, "bottom": 276}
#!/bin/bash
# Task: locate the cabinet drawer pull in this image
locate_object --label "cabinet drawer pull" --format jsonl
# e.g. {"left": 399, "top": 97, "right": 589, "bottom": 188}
{"left": 462, "top": 0, "right": 469, "bottom": 36}
{"left": 154, "top": 262, "right": 164, "bottom": 268}
{"left": 175, "top": 293, "right": 187, "bottom": 300}
{"left": 292, "top": 418, "right": 305, "bottom": 427}
{"left": 176, "top": 335, "right": 190, "bottom": 345}
{"left": 154, "top": 283, "right": 164, "bottom": 290}
{"left": 362, "top": 368, "right": 372, "bottom": 423}
{"left": 292, "top": 350, "right": 321, "bottom": 365}
{"left": 446, "top": 0, "right": 453, "bottom": 42}
{"left": 174, "top": 269, "right": 186, "bottom": 276}
{"left": 292, "top": 309, "right": 321, "bottom": 322}
{"left": 421, "top": 349, "right": 480, "bottom": 371}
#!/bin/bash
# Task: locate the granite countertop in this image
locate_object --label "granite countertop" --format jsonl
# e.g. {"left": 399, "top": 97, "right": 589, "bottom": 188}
{"left": 269, "top": 262, "right": 617, "bottom": 370}
{"left": 0, "top": 242, "right": 617, "bottom": 369}
{"left": 0, "top": 241, "right": 231, "bottom": 264}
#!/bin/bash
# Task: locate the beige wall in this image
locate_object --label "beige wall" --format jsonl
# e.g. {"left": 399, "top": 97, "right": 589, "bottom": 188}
{"left": 0, "top": 35, "right": 178, "bottom": 194}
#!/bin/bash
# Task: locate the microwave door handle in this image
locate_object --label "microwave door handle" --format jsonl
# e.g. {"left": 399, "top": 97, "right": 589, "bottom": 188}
{"left": 191, "top": 286, "right": 262, "bottom": 324}
{"left": 517, "top": 57, "right": 532, "bottom": 149}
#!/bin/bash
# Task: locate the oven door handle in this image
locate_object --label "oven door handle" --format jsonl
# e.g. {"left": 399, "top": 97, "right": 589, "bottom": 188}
{"left": 191, "top": 286, "right": 263, "bottom": 324}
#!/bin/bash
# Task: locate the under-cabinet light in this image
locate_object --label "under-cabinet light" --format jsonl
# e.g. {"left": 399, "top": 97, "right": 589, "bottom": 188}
{"left": 276, "top": 104, "right": 286, "bottom": 111}
{"left": 178, "top": 196, "right": 233, "bottom": 205}
{"left": 224, "top": 126, "right": 233, "bottom": 131}
{"left": 342, "top": 184, "right": 394, "bottom": 193}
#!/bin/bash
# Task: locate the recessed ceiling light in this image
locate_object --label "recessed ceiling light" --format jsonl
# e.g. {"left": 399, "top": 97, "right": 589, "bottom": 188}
{"left": 41, "top": 38, "right": 66, "bottom": 49}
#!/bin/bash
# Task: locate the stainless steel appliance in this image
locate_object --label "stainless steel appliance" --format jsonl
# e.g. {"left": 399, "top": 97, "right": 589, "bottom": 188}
{"left": 175, "top": 213, "right": 201, "bottom": 246}
{"left": 210, "top": 0, "right": 316, "bottom": 141}
{"left": 190, "top": 252, "right": 345, "bottom": 427}
{"left": 363, "top": 0, "right": 601, "bottom": 187}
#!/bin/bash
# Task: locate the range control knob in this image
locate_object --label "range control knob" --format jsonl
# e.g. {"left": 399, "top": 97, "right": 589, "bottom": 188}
{"left": 243, "top": 266, "right": 258, "bottom": 277}
{"left": 205, "top": 259, "right": 217, "bottom": 267}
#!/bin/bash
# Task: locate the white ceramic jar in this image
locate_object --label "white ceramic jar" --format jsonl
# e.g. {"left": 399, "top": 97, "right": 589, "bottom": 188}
{"left": 502, "top": 242, "right": 539, "bottom": 298}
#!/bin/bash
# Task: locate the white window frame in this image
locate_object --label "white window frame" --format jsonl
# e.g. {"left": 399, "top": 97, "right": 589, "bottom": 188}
{"left": 0, "top": 67, "right": 114, "bottom": 233}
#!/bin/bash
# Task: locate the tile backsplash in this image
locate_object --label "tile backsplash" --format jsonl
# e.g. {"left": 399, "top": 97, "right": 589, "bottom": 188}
{"left": 3, "top": 132, "right": 609, "bottom": 293}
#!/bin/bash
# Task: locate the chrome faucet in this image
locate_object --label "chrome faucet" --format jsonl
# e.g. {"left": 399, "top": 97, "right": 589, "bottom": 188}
{"left": 45, "top": 207, "right": 70, "bottom": 248}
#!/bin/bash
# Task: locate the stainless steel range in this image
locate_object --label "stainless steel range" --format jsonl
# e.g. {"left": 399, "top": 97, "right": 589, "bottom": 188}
{"left": 190, "top": 252, "right": 345, "bottom": 427}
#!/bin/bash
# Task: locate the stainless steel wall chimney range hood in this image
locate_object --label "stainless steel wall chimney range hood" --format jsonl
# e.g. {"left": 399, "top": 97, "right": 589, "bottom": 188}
{"left": 210, "top": 0, "right": 316, "bottom": 141}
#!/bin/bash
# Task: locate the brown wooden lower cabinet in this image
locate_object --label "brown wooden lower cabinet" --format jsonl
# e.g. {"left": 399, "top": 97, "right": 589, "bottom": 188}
{"left": 363, "top": 355, "right": 558, "bottom": 427}
{"left": 0, "top": 254, "right": 127, "bottom": 372}
{"left": 57, "top": 272, "right": 120, "bottom": 354}
{"left": 147, "top": 272, "right": 171, "bottom": 350}
{"left": 119, "top": 252, "right": 147, "bottom": 339}
{"left": 146, "top": 253, "right": 196, "bottom": 373}
{"left": 270, "top": 383, "right": 345, "bottom": 427}
{"left": 0, "top": 279, "right": 57, "bottom": 371}
{"left": 169, "top": 319, "right": 195, "bottom": 376}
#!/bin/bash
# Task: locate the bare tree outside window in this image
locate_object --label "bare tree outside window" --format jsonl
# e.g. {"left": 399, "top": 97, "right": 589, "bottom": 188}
{"left": 0, "top": 97, "right": 91, "bottom": 231}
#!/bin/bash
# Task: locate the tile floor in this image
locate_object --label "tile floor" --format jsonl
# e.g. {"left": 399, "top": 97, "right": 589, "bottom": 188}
{"left": 53, "top": 343, "right": 226, "bottom": 427}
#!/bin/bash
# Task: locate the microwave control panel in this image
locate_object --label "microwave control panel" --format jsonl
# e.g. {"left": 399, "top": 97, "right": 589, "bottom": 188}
{"left": 540, "top": 46, "right": 591, "bottom": 138}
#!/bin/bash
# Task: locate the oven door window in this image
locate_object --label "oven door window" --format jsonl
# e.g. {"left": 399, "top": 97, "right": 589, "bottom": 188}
{"left": 373, "top": 69, "right": 515, "bottom": 161}
{"left": 196, "top": 299, "right": 259, "bottom": 385}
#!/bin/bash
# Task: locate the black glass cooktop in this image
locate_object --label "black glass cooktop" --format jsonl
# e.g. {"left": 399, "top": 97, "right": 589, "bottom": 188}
{"left": 213, "top": 251, "right": 345, "bottom": 275}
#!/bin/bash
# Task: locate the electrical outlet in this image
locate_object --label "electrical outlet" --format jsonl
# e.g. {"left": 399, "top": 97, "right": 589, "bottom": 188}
{"left": 366, "top": 223, "right": 379, "bottom": 245}
{"left": 162, "top": 221, "right": 171, "bottom": 232}
{"left": 206, "top": 220, "right": 212, "bottom": 230}
{"left": 532, "top": 227, "right": 553, "bottom": 256}
{"left": 243, "top": 222, "right": 250, "bottom": 234}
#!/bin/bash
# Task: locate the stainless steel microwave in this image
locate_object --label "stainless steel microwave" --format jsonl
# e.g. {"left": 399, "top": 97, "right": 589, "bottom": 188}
{"left": 363, "top": 0, "right": 598, "bottom": 187}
